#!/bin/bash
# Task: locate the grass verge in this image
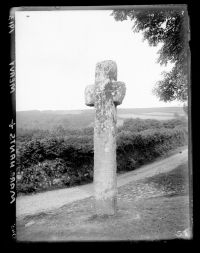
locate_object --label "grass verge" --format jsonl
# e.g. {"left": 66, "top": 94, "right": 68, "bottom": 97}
{"left": 16, "top": 161, "right": 191, "bottom": 241}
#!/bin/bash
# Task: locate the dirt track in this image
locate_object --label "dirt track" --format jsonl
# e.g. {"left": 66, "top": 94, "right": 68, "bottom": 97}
{"left": 16, "top": 147, "right": 188, "bottom": 219}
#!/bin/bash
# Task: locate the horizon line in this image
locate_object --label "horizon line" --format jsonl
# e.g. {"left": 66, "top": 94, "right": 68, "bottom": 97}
{"left": 16, "top": 105, "right": 183, "bottom": 112}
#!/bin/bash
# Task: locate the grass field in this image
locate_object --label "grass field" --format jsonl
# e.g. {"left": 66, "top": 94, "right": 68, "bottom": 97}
{"left": 16, "top": 162, "right": 192, "bottom": 241}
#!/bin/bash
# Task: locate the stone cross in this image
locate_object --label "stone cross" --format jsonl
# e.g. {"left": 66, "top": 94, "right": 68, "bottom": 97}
{"left": 85, "top": 60, "right": 126, "bottom": 215}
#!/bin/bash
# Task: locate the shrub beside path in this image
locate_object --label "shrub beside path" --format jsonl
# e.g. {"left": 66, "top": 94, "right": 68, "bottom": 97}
{"left": 16, "top": 147, "right": 188, "bottom": 219}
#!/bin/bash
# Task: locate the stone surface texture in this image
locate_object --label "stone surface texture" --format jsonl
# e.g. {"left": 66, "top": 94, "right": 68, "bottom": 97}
{"left": 85, "top": 84, "right": 95, "bottom": 106}
{"left": 85, "top": 60, "right": 126, "bottom": 215}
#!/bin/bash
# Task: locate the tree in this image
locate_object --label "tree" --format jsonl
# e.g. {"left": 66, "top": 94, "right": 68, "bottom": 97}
{"left": 111, "top": 7, "right": 190, "bottom": 105}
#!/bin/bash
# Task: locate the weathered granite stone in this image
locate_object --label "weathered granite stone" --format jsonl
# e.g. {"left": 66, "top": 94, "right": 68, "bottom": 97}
{"left": 84, "top": 60, "right": 126, "bottom": 216}
{"left": 95, "top": 60, "right": 117, "bottom": 83}
{"left": 85, "top": 84, "right": 95, "bottom": 106}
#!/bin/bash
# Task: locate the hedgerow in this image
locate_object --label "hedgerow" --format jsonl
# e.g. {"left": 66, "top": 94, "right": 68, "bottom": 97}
{"left": 116, "top": 127, "right": 187, "bottom": 172}
{"left": 16, "top": 118, "right": 187, "bottom": 194}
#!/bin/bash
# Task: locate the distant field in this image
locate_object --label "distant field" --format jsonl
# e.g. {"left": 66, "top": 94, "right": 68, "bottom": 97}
{"left": 116, "top": 107, "right": 185, "bottom": 126}
{"left": 117, "top": 107, "right": 185, "bottom": 114}
{"left": 117, "top": 112, "right": 182, "bottom": 121}
{"left": 17, "top": 107, "right": 186, "bottom": 130}
{"left": 118, "top": 113, "right": 174, "bottom": 120}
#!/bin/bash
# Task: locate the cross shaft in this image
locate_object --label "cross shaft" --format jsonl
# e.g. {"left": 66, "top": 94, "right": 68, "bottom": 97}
{"left": 85, "top": 60, "right": 126, "bottom": 215}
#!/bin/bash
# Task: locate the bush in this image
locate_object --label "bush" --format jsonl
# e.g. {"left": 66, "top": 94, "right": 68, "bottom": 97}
{"left": 118, "top": 118, "right": 163, "bottom": 133}
{"left": 116, "top": 127, "right": 187, "bottom": 172}
{"left": 17, "top": 118, "right": 188, "bottom": 194}
{"left": 118, "top": 117, "right": 187, "bottom": 133}
{"left": 162, "top": 117, "right": 187, "bottom": 129}
{"left": 17, "top": 135, "right": 94, "bottom": 194}
{"left": 17, "top": 158, "right": 94, "bottom": 194}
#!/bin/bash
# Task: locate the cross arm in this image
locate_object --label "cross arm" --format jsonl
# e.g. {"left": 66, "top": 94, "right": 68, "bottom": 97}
{"left": 85, "top": 84, "right": 95, "bottom": 107}
{"left": 112, "top": 81, "right": 126, "bottom": 106}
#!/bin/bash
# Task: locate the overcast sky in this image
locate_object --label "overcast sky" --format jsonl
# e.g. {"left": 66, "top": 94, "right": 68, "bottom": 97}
{"left": 15, "top": 10, "right": 181, "bottom": 111}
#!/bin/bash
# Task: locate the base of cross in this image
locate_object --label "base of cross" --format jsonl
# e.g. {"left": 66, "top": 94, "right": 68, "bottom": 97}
{"left": 94, "top": 196, "right": 117, "bottom": 216}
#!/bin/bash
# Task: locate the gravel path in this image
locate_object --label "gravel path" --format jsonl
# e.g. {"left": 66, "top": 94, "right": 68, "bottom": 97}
{"left": 16, "top": 148, "right": 188, "bottom": 219}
